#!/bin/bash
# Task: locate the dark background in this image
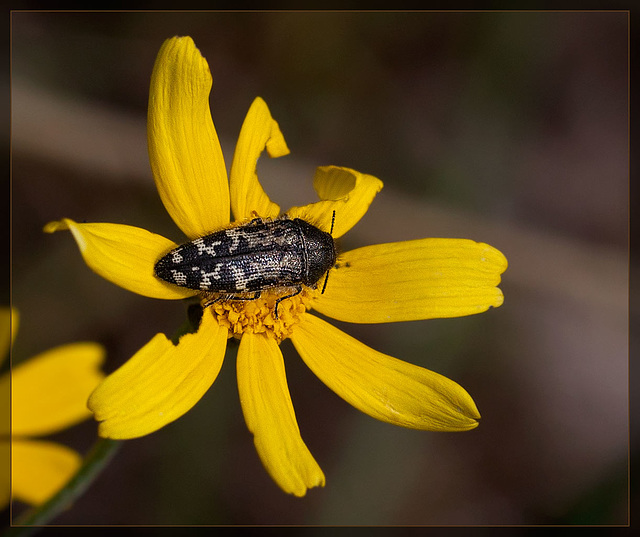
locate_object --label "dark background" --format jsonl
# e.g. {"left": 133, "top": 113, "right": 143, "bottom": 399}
{"left": 10, "top": 11, "right": 628, "bottom": 525}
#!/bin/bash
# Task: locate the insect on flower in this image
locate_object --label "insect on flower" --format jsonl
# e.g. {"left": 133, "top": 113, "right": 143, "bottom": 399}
{"left": 153, "top": 212, "right": 337, "bottom": 318}
{"left": 45, "top": 36, "right": 508, "bottom": 498}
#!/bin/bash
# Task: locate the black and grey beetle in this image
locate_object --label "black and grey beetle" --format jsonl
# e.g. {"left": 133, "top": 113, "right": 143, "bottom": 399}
{"left": 154, "top": 214, "right": 336, "bottom": 318}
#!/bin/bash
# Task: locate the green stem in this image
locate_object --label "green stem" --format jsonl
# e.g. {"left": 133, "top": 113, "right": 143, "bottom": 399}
{"left": 5, "top": 309, "right": 201, "bottom": 534}
{"left": 5, "top": 437, "right": 121, "bottom": 534}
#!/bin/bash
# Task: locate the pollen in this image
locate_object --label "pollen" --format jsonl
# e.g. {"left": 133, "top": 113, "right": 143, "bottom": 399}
{"left": 204, "top": 287, "right": 319, "bottom": 343}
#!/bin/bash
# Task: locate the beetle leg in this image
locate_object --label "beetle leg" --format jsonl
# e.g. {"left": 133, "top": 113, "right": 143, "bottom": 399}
{"left": 229, "top": 291, "right": 262, "bottom": 303}
{"left": 203, "top": 291, "right": 261, "bottom": 309}
{"left": 274, "top": 285, "right": 303, "bottom": 319}
{"left": 202, "top": 295, "right": 223, "bottom": 309}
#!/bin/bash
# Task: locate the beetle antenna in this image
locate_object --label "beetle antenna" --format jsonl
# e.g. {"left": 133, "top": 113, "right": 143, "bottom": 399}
{"left": 321, "top": 270, "right": 330, "bottom": 294}
{"left": 321, "top": 210, "right": 336, "bottom": 295}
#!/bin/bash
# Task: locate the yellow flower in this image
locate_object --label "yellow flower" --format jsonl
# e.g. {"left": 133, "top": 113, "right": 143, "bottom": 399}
{"left": 0, "top": 308, "right": 105, "bottom": 507}
{"left": 44, "top": 36, "right": 507, "bottom": 497}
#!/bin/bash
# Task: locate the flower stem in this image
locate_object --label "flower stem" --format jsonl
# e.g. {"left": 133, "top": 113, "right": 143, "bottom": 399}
{"left": 6, "top": 437, "right": 121, "bottom": 534}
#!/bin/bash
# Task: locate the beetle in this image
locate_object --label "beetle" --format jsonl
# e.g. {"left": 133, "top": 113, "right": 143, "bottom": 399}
{"left": 154, "top": 213, "right": 336, "bottom": 318}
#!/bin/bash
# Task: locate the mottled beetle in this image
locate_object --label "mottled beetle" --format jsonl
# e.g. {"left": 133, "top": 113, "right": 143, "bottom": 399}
{"left": 154, "top": 213, "right": 337, "bottom": 318}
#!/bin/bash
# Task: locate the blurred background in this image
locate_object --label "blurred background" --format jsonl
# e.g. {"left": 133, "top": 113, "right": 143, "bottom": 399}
{"left": 10, "top": 11, "right": 629, "bottom": 525}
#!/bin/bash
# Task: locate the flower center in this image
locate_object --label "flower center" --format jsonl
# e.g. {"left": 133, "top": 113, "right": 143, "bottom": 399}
{"left": 203, "top": 287, "right": 319, "bottom": 343}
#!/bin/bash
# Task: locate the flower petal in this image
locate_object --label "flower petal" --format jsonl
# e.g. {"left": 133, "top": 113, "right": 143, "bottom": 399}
{"left": 229, "top": 97, "right": 287, "bottom": 221}
{"left": 88, "top": 312, "right": 227, "bottom": 439}
{"left": 314, "top": 238, "right": 507, "bottom": 323}
{"left": 148, "top": 36, "right": 230, "bottom": 238}
{"left": 0, "top": 441, "right": 8, "bottom": 508}
{"left": 291, "top": 314, "right": 481, "bottom": 431}
{"left": 286, "top": 166, "right": 383, "bottom": 237}
{"left": 0, "top": 307, "right": 16, "bottom": 366}
{"left": 237, "top": 332, "right": 324, "bottom": 496}
{"left": 7, "top": 342, "right": 105, "bottom": 437}
{"left": 44, "top": 219, "right": 198, "bottom": 300}
{"left": 11, "top": 439, "right": 82, "bottom": 506}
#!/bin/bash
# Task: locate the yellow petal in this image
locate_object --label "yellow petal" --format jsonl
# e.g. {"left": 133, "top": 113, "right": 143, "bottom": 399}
{"left": 237, "top": 332, "right": 324, "bottom": 496}
{"left": 8, "top": 342, "right": 105, "bottom": 437}
{"left": 0, "top": 307, "right": 7, "bottom": 442}
{"left": 286, "top": 166, "right": 383, "bottom": 238}
{"left": 291, "top": 314, "right": 481, "bottom": 431}
{"left": 88, "top": 312, "right": 227, "bottom": 439}
{"left": 11, "top": 439, "right": 82, "bottom": 506}
{"left": 314, "top": 239, "right": 507, "bottom": 323}
{"left": 0, "top": 441, "right": 9, "bottom": 508}
{"left": 229, "top": 97, "right": 287, "bottom": 221}
{"left": 44, "top": 219, "right": 197, "bottom": 300}
{"left": 10, "top": 309, "right": 18, "bottom": 349}
{"left": 148, "top": 36, "right": 230, "bottom": 238}
{"left": 0, "top": 307, "right": 17, "bottom": 365}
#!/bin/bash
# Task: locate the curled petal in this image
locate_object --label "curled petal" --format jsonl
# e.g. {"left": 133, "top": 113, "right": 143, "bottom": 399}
{"left": 88, "top": 312, "right": 227, "bottom": 439}
{"left": 230, "top": 97, "right": 287, "bottom": 221}
{"left": 148, "top": 36, "right": 230, "bottom": 238}
{"left": 291, "top": 314, "right": 481, "bottom": 431}
{"left": 286, "top": 166, "right": 383, "bottom": 237}
{"left": 237, "top": 332, "right": 324, "bottom": 496}
{"left": 44, "top": 219, "right": 198, "bottom": 300}
{"left": 315, "top": 239, "right": 507, "bottom": 323}
{"left": 11, "top": 439, "right": 82, "bottom": 506}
